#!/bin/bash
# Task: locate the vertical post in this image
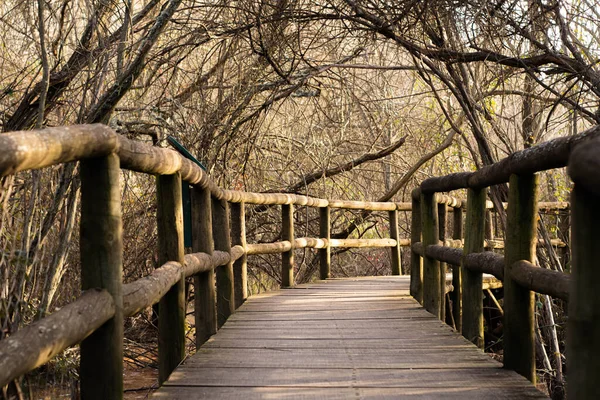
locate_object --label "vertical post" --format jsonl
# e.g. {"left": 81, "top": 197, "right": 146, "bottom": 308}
{"left": 438, "top": 203, "right": 447, "bottom": 321}
{"left": 462, "top": 188, "right": 486, "bottom": 348}
{"left": 452, "top": 206, "right": 463, "bottom": 332}
{"left": 410, "top": 189, "right": 423, "bottom": 303}
{"left": 156, "top": 173, "right": 185, "bottom": 384}
{"left": 212, "top": 197, "right": 234, "bottom": 328}
{"left": 421, "top": 191, "right": 441, "bottom": 318}
{"left": 504, "top": 174, "right": 538, "bottom": 382}
{"left": 230, "top": 201, "right": 247, "bottom": 308}
{"left": 389, "top": 209, "right": 402, "bottom": 275}
{"left": 319, "top": 206, "right": 331, "bottom": 280}
{"left": 80, "top": 154, "right": 123, "bottom": 400}
{"left": 485, "top": 210, "right": 494, "bottom": 241}
{"left": 281, "top": 203, "right": 294, "bottom": 287}
{"left": 568, "top": 182, "right": 600, "bottom": 398}
{"left": 191, "top": 186, "right": 216, "bottom": 348}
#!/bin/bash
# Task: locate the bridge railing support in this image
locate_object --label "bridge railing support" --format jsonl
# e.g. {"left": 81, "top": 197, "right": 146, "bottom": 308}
{"left": 319, "top": 206, "right": 331, "bottom": 280}
{"left": 213, "top": 197, "right": 234, "bottom": 328}
{"left": 156, "top": 173, "right": 186, "bottom": 384}
{"left": 231, "top": 201, "right": 247, "bottom": 308}
{"left": 421, "top": 192, "right": 441, "bottom": 318}
{"left": 281, "top": 204, "right": 295, "bottom": 288}
{"left": 410, "top": 189, "right": 422, "bottom": 303}
{"left": 567, "top": 142, "right": 600, "bottom": 399}
{"left": 80, "top": 153, "right": 124, "bottom": 399}
{"left": 192, "top": 186, "right": 217, "bottom": 348}
{"left": 461, "top": 188, "right": 485, "bottom": 349}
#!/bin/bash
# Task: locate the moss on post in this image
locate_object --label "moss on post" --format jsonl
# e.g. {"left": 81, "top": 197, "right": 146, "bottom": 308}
{"left": 156, "top": 173, "right": 186, "bottom": 384}
{"left": 80, "top": 154, "right": 123, "bottom": 400}
{"left": 421, "top": 192, "right": 441, "bottom": 318}
{"left": 504, "top": 173, "right": 538, "bottom": 383}
{"left": 461, "top": 188, "right": 486, "bottom": 348}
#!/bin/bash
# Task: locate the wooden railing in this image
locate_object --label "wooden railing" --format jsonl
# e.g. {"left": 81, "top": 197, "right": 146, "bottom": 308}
{"left": 410, "top": 125, "right": 600, "bottom": 398}
{"left": 0, "top": 124, "right": 413, "bottom": 398}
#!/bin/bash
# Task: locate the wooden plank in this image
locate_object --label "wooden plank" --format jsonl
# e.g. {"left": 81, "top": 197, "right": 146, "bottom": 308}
{"left": 154, "top": 386, "right": 547, "bottom": 399}
{"left": 155, "top": 276, "right": 546, "bottom": 399}
{"left": 164, "top": 367, "right": 541, "bottom": 388}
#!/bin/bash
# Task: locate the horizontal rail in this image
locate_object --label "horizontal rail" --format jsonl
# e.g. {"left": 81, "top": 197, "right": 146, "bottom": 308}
{"left": 413, "top": 243, "right": 569, "bottom": 301}
{"left": 420, "top": 125, "right": 600, "bottom": 193}
{"left": 0, "top": 289, "right": 115, "bottom": 387}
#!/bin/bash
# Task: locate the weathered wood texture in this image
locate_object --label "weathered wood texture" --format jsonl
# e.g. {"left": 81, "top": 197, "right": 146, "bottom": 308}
{"left": 462, "top": 188, "right": 486, "bottom": 348}
{"left": 319, "top": 206, "right": 331, "bottom": 279}
{"left": 503, "top": 174, "right": 538, "bottom": 383}
{"left": 155, "top": 276, "right": 547, "bottom": 399}
{"left": 389, "top": 210, "right": 402, "bottom": 275}
{"left": 192, "top": 186, "right": 217, "bottom": 348}
{"left": 212, "top": 197, "right": 234, "bottom": 328}
{"left": 0, "top": 289, "right": 114, "bottom": 387}
{"left": 420, "top": 125, "right": 600, "bottom": 192}
{"left": 79, "top": 153, "right": 123, "bottom": 400}
{"left": 421, "top": 192, "right": 441, "bottom": 318}
{"left": 438, "top": 203, "right": 447, "bottom": 321}
{"left": 567, "top": 172, "right": 600, "bottom": 399}
{"left": 156, "top": 173, "right": 186, "bottom": 385}
{"left": 410, "top": 191, "right": 422, "bottom": 303}
{"left": 281, "top": 204, "right": 295, "bottom": 287}
{"left": 230, "top": 202, "right": 247, "bottom": 308}
{"left": 452, "top": 207, "right": 463, "bottom": 332}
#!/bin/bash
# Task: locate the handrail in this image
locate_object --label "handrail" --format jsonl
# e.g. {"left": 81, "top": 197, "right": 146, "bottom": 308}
{"left": 0, "top": 123, "right": 423, "bottom": 394}
{"left": 410, "top": 125, "right": 600, "bottom": 397}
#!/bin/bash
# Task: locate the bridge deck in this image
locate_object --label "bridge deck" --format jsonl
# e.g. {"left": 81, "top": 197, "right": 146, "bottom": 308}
{"left": 154, "top": 276, "right": 547, "bottom": 399}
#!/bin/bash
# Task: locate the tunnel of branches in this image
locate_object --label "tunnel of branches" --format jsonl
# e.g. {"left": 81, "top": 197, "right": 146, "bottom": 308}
{"left": 1, "top": 1, "right": 597, "bottom": 398}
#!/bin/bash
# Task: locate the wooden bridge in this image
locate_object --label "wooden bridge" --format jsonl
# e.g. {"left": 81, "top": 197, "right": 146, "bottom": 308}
{"left": 0, "top": 124, "right": 599, "bottom": 399}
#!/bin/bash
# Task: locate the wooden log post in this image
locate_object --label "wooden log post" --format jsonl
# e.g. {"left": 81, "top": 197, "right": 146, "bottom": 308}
{"left": 80, "top": 154, "right": 123, "bottom": 400}
{"left": 192, "top": 186, "right": 216, "bottom": 347}
{"left": 438, "top": 203, "right": 447, "bottom": 321}
{"left": 410, "top": 189, "right": 423, "bottom": 303}
{"left": 421, "top": 191, "right": 441, "bottom": 318}
{"left": 230, "top": 201, "right": 247, "bottom": 308}
{"left": 461, "top": 188, "right": 486, "bottom": 348}
{"left": 156, "top": 173, "right": 186, "bottom": 385}
{"left": 567, "top": 176, "right": 600, "bottom": 398}
{"left": 452, "top": 206, "right": 463, "bottom": 333}
{"left": 212, "top": 197, "right": 234, "bottom": 328}
{"left": 319, "top": 206, "right": 331, "bottom": 280}
{"left": 504, "top": 174, "right": 538, "bottom": 383}
{"left": 281, "top": 204, "right": 295, "bottom": 287}
{"left": 389, "top": 209, "right": 402, "bottom": 275}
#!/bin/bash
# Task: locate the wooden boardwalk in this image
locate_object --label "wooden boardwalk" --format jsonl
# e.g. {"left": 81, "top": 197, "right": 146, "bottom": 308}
{"left": 154, "top": 276, "right": 547, "bottom": 399}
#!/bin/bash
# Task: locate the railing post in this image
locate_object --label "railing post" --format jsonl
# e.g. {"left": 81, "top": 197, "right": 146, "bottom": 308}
{"left": 421, "top": 191, "right": 441, "bottom": 318}
{"left": 212, "top": 197, "right": 234, "bottom": 328}
{"left": 410, "top": 189, "right": 423, "bottom": 303}
{"left": 452, "top": 206, "right": 463, "bottom": 332}
{"left": 438, "top": 203, "right": 447, "bottom": 321}
{"left": 230, "top": 201, "right": 247, "bottom": 308}
{"left": 281, "top": 203, "right": 294, "bottom": 287}
{"left": 319, "top": 206, "right": 331, "bottom": 280}
{"left": 191, "top": 186, "right": 217, "bottom": 348}
{"left": 504, "top": 174, "right": 538, "bottom": 382}
{"left": 389, "top": 209, "right": 402, "bottom": 275}
{"left": 461, "top": 188, "right": 486, "bottom": 348}
{"left": 568, "top": 166, "right": 600, "bottom": 398}
{"left": 80, "top": 154, "right": 123, "bottom": 400}
{"left": 156, "top": 173, "right": 186, "bottom": 384}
